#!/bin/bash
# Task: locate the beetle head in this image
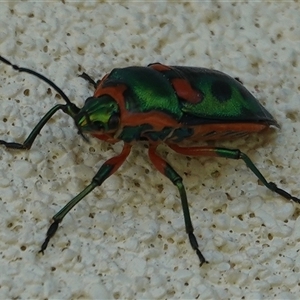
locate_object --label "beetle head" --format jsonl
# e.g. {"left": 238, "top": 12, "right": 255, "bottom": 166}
{"left": 75, "top": 95, "right": 120, "bottom": 135}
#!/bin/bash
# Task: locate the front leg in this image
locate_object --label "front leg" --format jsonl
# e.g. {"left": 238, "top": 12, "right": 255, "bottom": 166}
{"left": 0, "top": 104, "right": 69, "bottom": 150}
{"left": 39, "top": 143, "right": 132, "bottom": 253}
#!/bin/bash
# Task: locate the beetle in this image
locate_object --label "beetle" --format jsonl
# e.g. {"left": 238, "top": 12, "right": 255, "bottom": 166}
{"left": 0, "top": 56, "right": 299, "bottom": 266}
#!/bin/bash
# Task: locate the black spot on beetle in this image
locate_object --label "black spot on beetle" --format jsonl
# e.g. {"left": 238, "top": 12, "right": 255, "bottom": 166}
{"left": 211, "top": 81, "right": 232, "bottom": 103}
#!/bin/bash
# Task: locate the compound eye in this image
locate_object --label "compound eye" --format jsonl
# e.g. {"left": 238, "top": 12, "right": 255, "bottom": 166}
{"left": 108, "top": 113, "right": 120, "bottom": 130}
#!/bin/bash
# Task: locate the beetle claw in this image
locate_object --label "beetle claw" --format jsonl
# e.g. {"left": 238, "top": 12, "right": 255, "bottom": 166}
{"left": 269, "top": 182, "right": 300, "bottom": 204}
{"left": 39, "top": 220, "right": 60, "bottom": 253}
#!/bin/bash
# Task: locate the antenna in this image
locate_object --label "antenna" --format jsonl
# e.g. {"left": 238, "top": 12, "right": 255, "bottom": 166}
{"left": 0, "top": 56, "right": 73, "bottom": 105}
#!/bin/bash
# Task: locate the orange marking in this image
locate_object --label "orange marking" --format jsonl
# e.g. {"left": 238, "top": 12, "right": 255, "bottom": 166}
{"left": 91, "top": 132, "right": 119, "bottom": 143}
{"left": 149, "top": 63, "right": 171, "bottom": 72}
{"left": 121, "top": 111, "right": 178, "bottom": 129}
{"left": 166, "top": 123, "right": 270, "bottom": 143}
{"left": 104, "top": 143, "right": 132, "bottom": 174}
{"left": 169, "top": 144, "right": 220, "bottom": 157}
{"left": 148, "top": 145, "right": 167, "bottom": 175}
{"left": 94, "top": 73, "right": 109, "bottom": 90}
{"left": 172, "top": 78, "right": 202, "bottom": 104}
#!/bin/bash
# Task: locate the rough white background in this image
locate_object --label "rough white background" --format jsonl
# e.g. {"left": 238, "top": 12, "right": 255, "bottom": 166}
{"left": 0, "top": 1, "right": 300, "bottom": 299}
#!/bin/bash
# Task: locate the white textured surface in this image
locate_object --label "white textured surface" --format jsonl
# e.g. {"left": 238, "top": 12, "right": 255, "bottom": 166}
{"left": 0, "top": 2, "right": 300, "bottom": 299}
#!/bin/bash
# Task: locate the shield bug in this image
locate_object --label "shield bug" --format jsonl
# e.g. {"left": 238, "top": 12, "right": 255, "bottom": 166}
{"left": 0, "top": 56, "right": 298, "bottom": 266}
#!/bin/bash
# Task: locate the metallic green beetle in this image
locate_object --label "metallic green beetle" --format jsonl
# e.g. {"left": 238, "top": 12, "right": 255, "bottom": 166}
{"left": 0, "top": 56, "right": 298, "bottom": 266}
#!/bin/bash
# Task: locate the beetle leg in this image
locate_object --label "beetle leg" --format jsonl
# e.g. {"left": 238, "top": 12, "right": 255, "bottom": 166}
{"left": 39, "top": 143, "right": 132, "bottom": 253}
{"left": 0, "top": 104, "right": 74, "bottom": 150}
{"left": 148, "top": 144, "right": 207, "bottom": 266}
{"left": 169, "top": 144, "right": 300, "bottom": 204}
{"left": 78, "top": 72, "right": 97, "bottom": 88}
